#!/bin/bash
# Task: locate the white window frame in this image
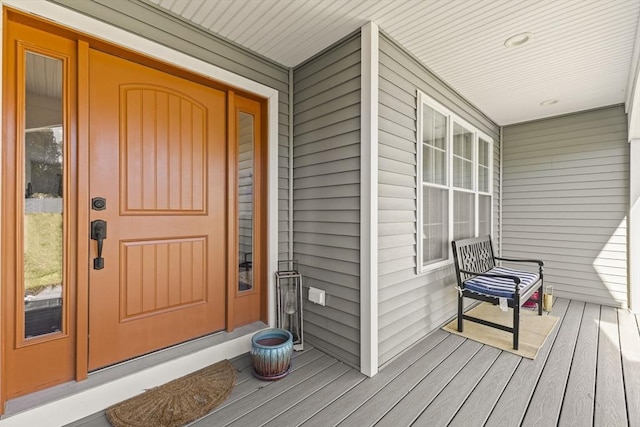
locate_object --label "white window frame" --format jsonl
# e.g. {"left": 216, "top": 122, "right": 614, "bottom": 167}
{"left": 417, "top": 91, "right": 493, "bottom": 274}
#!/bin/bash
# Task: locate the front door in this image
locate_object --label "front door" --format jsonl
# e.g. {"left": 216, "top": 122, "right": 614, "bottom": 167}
{"left": 87, "top": 49, "right": 227, "bottom": 370}
{"left": 3, "top": 12, "right": 268, "bottom": 406}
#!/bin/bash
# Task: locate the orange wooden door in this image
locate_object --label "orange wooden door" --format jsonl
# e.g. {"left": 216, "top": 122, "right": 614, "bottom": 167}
{"left": 87, "top": 50, "right": 227, "bottom": 370}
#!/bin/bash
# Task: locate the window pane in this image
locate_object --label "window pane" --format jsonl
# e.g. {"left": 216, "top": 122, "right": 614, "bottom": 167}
{"left": 478, "top": 138, "right": 490, "bottom": 167}
{"left": 478, "top": 165, "right": 489, "bottom": 193}
{"left": 453, "top": 191, "right": 474, "bottom": 240}
{"left": 453, "top": 123, "right": 472, "bottom": 159}
{"left": 423, "top": 105, "right": 447, "bottom": 150}
{"left": 422, "top": 105, "right": 447, "bottom": 185}
{"left": 238, "top": 112, "right": 254, "bottom": 292}
{"left": 452, "top": 123, "right": 473, "bottom": 190}
{"left": 453, "top": 157, "right": 473, "bottom": 189}
{"left": 24, "top": 52, "right": 64, "bottom": 338}
{"left": 478, "top": 194, "right": 492, "bottom": 237}
{"left": 478, "top": 138, "right": 490, "bottom": 193}
{"left": 422, "top": 186, "right": 449, "bottom": 265}
{"left": 423, "top": 146, "right": 447, "bottom": 185}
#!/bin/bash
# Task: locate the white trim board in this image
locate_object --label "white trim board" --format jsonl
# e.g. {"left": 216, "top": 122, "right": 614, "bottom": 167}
{"left": 629, "top": 70, "right": 640, "bottom": 141}
{"left": 630, "top": 138, "right": 640, "bottom": 313}
{"left": 1, "top": 0, "right": 279, "bottom": 422}
{"left": 288, "top": 68, "right": 294, "bottom": 260}
{"left": 360, "top": 21, "right": 379, "bottom": 377}
{"left": 499, "top": 126, "right": 503, "bottom": 256}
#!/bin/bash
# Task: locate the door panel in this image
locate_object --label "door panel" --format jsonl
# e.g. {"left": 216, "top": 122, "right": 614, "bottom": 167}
{"left": 120, "top": 85, "right": 207, "bottom": 214}
{"left": 120, "top": 237, "right": 207, "bottom": 318}
{"left": 88, "top": 50, "right": 226, "bottom": 370}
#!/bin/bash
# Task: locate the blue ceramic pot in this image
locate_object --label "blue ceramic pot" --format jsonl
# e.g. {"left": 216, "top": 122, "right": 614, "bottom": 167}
{"left": 251, "top": 328, "right": 293, "bottom": 380}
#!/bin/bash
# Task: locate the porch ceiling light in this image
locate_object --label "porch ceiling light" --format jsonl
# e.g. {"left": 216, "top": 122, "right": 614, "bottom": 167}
{"left": 504, "top": 32, "right": 532, "bottom": 48}
{"left": 540, "top": 99, "right": 559, "bottom": 106}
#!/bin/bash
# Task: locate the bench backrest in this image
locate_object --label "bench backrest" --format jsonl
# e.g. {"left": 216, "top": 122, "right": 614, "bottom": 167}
{"left": 451, "top": 235, "right": 496, "bottom": 284}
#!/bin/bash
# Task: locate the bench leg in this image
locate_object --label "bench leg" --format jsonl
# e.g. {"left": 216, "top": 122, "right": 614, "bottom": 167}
{"left": 538, "top": 283, "right": 544, "bottom": 316}
{"left": 457, "top": 292, "right": 464, "bottom": 332}
{"left": 513, "top": 303, "right": 520, "bottom": 350}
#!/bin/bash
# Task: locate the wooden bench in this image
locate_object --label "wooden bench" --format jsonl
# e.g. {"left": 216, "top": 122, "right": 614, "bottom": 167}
{"left": 451, "top": 235, "right": 544, "bottom": 350}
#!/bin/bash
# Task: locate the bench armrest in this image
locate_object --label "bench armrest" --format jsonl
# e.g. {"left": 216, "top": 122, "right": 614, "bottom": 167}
{"left": 458, "top": 269, "right": 521, "bottom": 285}
{"left": 495, "top": 256, "right": 544, "bottom": 267}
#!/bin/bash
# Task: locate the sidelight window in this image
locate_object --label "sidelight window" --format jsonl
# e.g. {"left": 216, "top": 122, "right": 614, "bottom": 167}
{"left": 237, "top": 112, "right": 255, "bottom": 292}
{"left": 22, "top": 51, "right": 66, "bottom": 339}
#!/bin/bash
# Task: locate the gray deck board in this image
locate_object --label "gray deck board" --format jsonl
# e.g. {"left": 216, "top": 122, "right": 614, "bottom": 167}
{"left": 484, "top": 297, "right": 570, "bottom": 427}
{"left": 262, "top": 369, "right": 365, "bottom": 426}
{"left": 448, "top": 351, "right": 521, "bottom": 427}
{"left": 410, "top": 345, "right": 501, "bottom": 426}
{"left": 227, "top": 362, "right": 353, "bottom": 426}
{"left": 206, "top": 347, "right": 326, "bottom": 418}
{"left": 336, "top": 335, "right": 468, "bottom": 426}
{"left": 594, "top": 306, "right": 628, "bottom": 426}
{"left": 62, "top": 298, "right": 640, "bottom": 427}
{"left": 192, "top": 353, "right": 337, "bottom": 425}
{"left": 558, "top": 302, "right": 600, "bottom": 427}
{"left": 619, "top": 308, "right": 640, "bottom": 427}
{"left": 522, "top": 300, "right": 585, "bottom": 426}
{"left": 301, "top": 328, "right": 450, "bottom": 427}
{"left": 374, "top": 340, "right": 484, "bottom": 426}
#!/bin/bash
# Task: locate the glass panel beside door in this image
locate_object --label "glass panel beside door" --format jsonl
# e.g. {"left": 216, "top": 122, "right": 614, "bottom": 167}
{"left": 23, "top": 52, "right": 65, "bottom": 339}
{"left": 237, "top": 112, "right": 254, "bottom": 292}
{"left": 230, "top": 94, "right": 265, "bottom": 328}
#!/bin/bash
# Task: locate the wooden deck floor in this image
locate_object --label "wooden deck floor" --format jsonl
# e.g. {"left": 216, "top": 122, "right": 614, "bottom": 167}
{"left": 68, "top": 298, "right": 640, "bottom": 426}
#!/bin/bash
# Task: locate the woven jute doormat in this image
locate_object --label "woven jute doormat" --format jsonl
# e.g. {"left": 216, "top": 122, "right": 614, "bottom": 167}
{"left": 443, "top": 303, "right": 559, "bottom": 359}
{"left": 106, "top": 359, "right": 236, "bottom": 427}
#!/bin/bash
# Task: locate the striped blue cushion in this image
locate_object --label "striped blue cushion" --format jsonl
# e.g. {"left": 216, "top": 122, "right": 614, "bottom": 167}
{"left": 464, "top": 266, "right": 540, "bottom": 299}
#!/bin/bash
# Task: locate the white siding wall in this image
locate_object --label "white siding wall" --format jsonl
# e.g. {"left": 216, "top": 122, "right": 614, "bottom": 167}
{"left": 293, "top": 33, "right": 362, "bottom": 368}
{"left": 502, "top": 105, "right": 629, "bottom": 307}
{"left": 377, "top": 33, "right": 500, "bottom": 366}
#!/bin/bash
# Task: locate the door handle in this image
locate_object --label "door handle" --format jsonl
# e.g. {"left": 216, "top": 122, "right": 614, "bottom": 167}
{"left": 91, "top": 219, "right": 107, "bottom": 270}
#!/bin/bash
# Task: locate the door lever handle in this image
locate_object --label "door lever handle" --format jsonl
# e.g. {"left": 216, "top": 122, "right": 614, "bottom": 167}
{"left": 91, "top": 219, "right": 107, "bottom": 270}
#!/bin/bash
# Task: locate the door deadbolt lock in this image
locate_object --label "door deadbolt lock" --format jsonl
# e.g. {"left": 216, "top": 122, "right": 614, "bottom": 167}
{"left": 92, "top": 197, "right": 106, "bottom": 211}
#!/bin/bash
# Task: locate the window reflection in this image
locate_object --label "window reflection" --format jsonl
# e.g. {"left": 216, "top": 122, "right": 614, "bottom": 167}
{"left": 23, "top": 52, "right": 64, "bottom": 338}
{"left": 422, "top": 106, "right": 447, "bottom": 185}
{"left": 453, "top": 123, "right": 473, "bottom": 190}
{"left": 238, "top": 112, "right": 254, "bottom": 292}
{"left": 478, "top": 138, "right": 490, "bottom": 193}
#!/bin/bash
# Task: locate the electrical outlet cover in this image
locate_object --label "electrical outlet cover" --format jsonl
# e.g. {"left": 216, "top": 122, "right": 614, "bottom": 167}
{"left": 308, "top": 287, "right": 325, "bottom": 306}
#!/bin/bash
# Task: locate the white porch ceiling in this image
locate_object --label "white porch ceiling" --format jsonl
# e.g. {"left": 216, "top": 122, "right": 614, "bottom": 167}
{"left": 148, "top": 0, "right": 640, "bottom": 125}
